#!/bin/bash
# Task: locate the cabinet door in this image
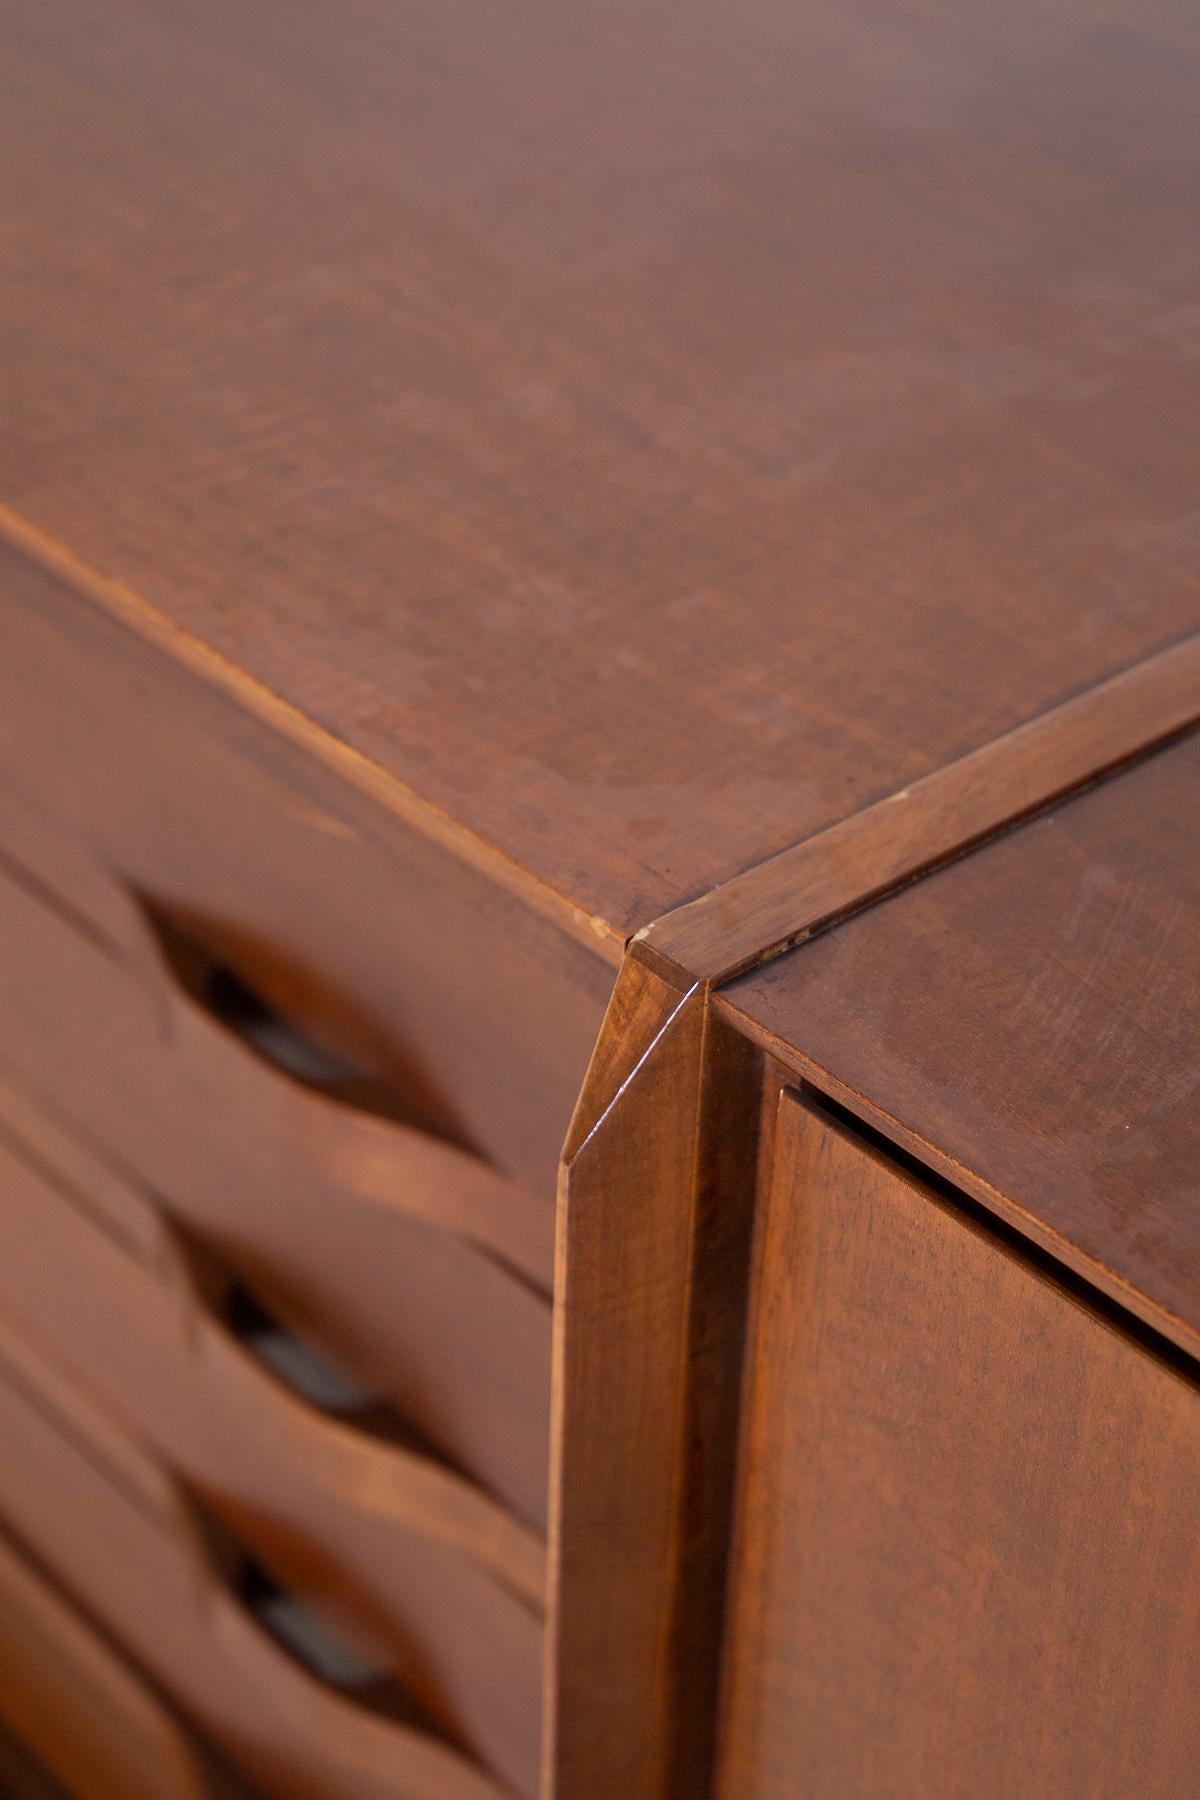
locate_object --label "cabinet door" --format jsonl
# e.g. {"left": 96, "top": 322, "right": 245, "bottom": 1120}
{"left": 718, "top": 1092, "right": 1200, "bottom": 1800}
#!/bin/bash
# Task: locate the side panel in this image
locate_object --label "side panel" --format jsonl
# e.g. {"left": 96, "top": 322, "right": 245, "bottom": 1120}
{"left": 548, "top": 956, "right": 705, "bottom": 1800}
{"left": 719, "top": 1092, "right": 1200, "bottom": 1800}
{"left": 549, "top": 955, "right": 765, "bottom": 1800}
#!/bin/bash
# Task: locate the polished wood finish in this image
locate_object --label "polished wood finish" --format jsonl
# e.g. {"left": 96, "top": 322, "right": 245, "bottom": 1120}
{"left": 0, "top": 1314, "right": 507, "bottom": 1800}
{"left": 718, "top": 1093, "right": 1200, "bottom": 1800}
{"left": 4, "top": 0, "right": 1200, "bottom": 940}
{"left": 549, "top": 954, "right": 704, "bottom": 1798}
{"left": 551, "top": 952, "right": 768, "bottom": 1800}
{"left": 0, "top": 1069, "right": 543, "bottom": 1797}
{"left": 564, "top": 735, "right": 1200, "bottom": 1796}
{"left": 3, "top": 2, "right": 1200, "bottom": 1795}
{"left": 0, "top": 783, "right": 553, "bottom": 1530}
{"left": 0, "top": 541, "right": 614, "bottom": 1202}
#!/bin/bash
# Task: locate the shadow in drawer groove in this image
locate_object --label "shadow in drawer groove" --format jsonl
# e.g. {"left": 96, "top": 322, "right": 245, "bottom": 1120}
{"left": 0, "top": 786, "right": 554, "bottom": 1528}
{"left": 150, "top": 907, "right": 457, "bottom": 1144}
{"left": 0, "top": 1063, "right": 545, "bottom": 1796}
{"left": 0, "top": 1320, "right": 510, "bottom": 1799}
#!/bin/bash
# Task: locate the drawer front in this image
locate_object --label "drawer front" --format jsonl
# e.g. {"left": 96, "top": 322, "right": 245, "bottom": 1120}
{"left": 0, "top": 537, "right": 577, "bottom": 1798}
{"left": 0, "top": 541, "right": 614, "bottom": 1202}
{"left": 0, "top": 1314, "right": 512, "bottom": 1800}
{"left": 0, "top": 1527, "right": 230, "bottom": 1800}
{"left": 0, "top": 1070, "right": 543, "bottom": 1797}
{"left": 0, "top": 785, "right": 551, "bottom": 1530}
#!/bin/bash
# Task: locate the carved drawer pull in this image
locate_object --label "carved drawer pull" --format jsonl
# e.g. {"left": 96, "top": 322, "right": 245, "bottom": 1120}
{"left": 0, "top": 1314, "right": 510, "bottom": 1800}
{"left": 0, "top": 1070, "right": 542, "bottom": 1797}
{"left": 0, "top": 787, "right": 551, "bottom": 1526}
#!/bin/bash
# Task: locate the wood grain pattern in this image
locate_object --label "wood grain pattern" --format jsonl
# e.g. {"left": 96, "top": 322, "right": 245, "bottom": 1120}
{"left": 0, "top": 1314, "right": 507, "bottom": 1800}
{"left": 726, "top": 730, "right": 1200, "bottom": 1357}
{"left": 3, "top": 6, "right": 1200, "bottom": 1796}
{"left": 0, "top": 786, "right": 553, "bottom": 1527}
{"left": 718, "top": 1093, "right": 1200, "bottom": 1800}
{"left": 0, "top": 503, "right": 618, "bottom": 964}
{"left": 0, "top": 1069, "right": 544, "bottom": 1797}
{"left": 0, "top": 541, "right": 614, "bottom": 1203}
{"left": 644, "top": 630, "right": 1200, "bottom": 979}
{"left": 4, "top": 0, "right": 1200, "bottom": 935}
{"left": 548, "top": 954, "right": 769, "bottom": 1800}
{"left": 1, "top": 775, "right": 554, "bottom": 1283}
{"left": 548, "top": 953, "right": 703, "bottom": 1799}
{"left": 659, "top": 1012, "right": 767, "bottom": 1800}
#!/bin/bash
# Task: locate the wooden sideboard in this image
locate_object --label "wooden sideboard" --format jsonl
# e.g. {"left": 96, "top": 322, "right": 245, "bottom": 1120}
{"left": 1, "top": 2, "right": 1198, "bottom": 1796}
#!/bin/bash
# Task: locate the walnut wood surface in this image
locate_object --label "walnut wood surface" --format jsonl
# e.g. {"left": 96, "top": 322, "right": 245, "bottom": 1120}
{"left": 0, "top": 1315, "right": 506, "bottom": 1800}
{"left": 644, "top": 631, "right": 1200, "bottom": 979}
{"left": 4, "top": 6, "right": 1200, "bottom": 1798}
{"left": 548, "top": 956, "right": 705, "bottom": 1799}
{"left": 0, "top": 1069, "right": 543, "bottom": 1797}
{"left": 0, "top": 1528, "right": 223, "bottom": 1800}
{"left": 553, "top": 730, "right": 1200, "bottom": 1797}
{"left": 718, "top": 1093, "right": 1200, "bottom": 1799}
{"left": 4, "top": 0, "right": 1200, "bottom": 935}
{"left": 549, "top": 953, "right": 765, "bottom": 1800}
{"left": 727, "top": 730, "right": 1200, "bottom": 1356}
{"left": 0, "top": 783, "right": 554, "bottom": 1529}
{"left": 0, "top": 540, "right": 613, "bottom": 1203}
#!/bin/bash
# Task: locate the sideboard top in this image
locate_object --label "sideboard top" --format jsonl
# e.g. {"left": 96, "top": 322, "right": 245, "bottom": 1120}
{"left": 3, "top": 0, "right": 1200, "bottom": 938}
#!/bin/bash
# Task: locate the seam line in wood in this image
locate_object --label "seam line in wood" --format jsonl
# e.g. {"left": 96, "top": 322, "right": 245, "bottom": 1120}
{"left": 0, "top": 502, "right": 624, "bottom": 966}
{"left": 637, "top": 627, "right": 1200, "bottom": 983}
{"left": 566, "top": 980, "right": 700, "bottom": 1163}
{"left": 715, "top": 990, "right": 1200, "bottom": 1369}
